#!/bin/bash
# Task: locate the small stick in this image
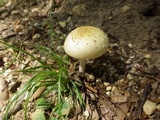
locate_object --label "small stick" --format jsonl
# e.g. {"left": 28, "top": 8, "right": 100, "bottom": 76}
{"left": 84, "top": 82, "right": 97, "bottom": 93}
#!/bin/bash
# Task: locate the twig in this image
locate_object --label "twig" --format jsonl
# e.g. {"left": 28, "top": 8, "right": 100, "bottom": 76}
{"left": 135, "top": 83, "right": 151, "bottom": 119}
{"left": 84, "top": 82, "right": 97, "bottom": 93}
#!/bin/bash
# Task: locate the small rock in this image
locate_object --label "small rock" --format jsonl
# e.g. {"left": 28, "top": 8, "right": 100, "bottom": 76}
{"left": 106, "top": 86, "right": 112, "bottom": 91}
{"left": 41, "top": 56, "right": 46, "bottom": 61}
{"left": 129, "top": 55, "right": 135, "bottom": 59}
{"left": 106, "top": 91, "right": 111, "bottom": 96}
{"left": 31, "top": 8, "right": 39, "bottom": 13}
{"left": 143, "top": 100, "right": 156, "bottom": 115}
{"left": 157, "top": 104, "right": 160, "bottom": 110}
{"left": 55, "top": 30, "right": 62, "bottom": 35}
{"left": 89, "top": 93, "right": 97, "bottom": 100}
{"left": 128, "top": 43, "right": 133, "bottom": 48}
{"left": 128, "top": 80, "right": 135, "bottom": 86}
{"left": 118, "top": 78, "right": 124, "bottom": 83}
{"left": 23, "top": 9, "right": 28, "bottom": 14}
{"left": 127, "top": 74, "right": 133, "bottom": 80}
{"left": 129, "top": 67, "right": 137, "bottom": 74}
{"left": 104, "top": 82, "right": 110, "bottom": 86}
{"left": 46, "top": 59, "right": 55, "bottom": 65}
{"left": 66, "top": 16, "right": 71, "bottom": 23}
{"left": 56, "top": 45, "right": 64, "bottom": 53}
{"left": 144, "top": 54, "right": 151, "bottom": 59}
{"left": 111, "top": 86, "right": 117, "bottom": 93}
{"left": 14, "top": 25, "right": 23, "bottom": 33}
{"left": 126, "top": 59, "right": 132, "bottom": 64}
{"left": 84, "top": 110, "right": 90, "bottom": 117}
{"left": 133, "top": 63, "right": 141, "bottom": 70}
{"left": 31, "top": 8, "right": 39, "bottom": 17}
{"left": 22, "top": 17, "right": 29, "bottom": 22}
{"left": 32, "top": 34, "right": 41, "bottom": 40}
{"left": 110, "top": 93, "right": 128, "bottom": 103}
{"left": 122, "top": 5, "right": 131, "bottom": 13}
{"left": 88, "top": 74, "right": 95, "bottom": 81}
{"left": 59, "top": 21, "right": 66, "bottom": 28}
{"left": 11, "top": 10, "right": 19, "bottom": 15}
{"left": 96, "top": 78, "right": 102, "bottom": 82}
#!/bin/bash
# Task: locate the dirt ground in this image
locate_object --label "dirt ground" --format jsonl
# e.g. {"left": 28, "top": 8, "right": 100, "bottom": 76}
{"left": 0, "top": 0, "right": 160, "bottom": 120}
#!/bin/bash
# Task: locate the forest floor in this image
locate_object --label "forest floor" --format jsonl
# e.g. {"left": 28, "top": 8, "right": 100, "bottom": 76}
{"left": 0, "top": 0, "right": 160, "bottom": 120}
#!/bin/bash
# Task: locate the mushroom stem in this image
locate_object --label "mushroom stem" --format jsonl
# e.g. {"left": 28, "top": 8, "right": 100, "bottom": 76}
{"left": 79, "top": 59, "right": 87, "bottom": 73}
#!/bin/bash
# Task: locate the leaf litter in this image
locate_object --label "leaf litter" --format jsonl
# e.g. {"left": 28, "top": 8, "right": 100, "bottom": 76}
{"left": 0, "top": 0, "right": 160, "bottom": 120}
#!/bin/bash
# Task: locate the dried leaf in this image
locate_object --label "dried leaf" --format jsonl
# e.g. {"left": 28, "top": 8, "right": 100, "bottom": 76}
{"left": 0, "top": 78, "right": 9, "bottom": 101}
{"left": 113, "top": 103, "right": 128, "bottom": 120}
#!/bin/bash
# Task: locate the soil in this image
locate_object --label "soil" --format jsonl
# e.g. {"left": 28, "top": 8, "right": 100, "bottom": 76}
{"left": 0, "top": 0, "right": 160, "bottom": 120}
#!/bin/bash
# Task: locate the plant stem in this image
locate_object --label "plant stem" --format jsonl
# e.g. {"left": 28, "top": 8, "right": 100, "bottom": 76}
{"left": 79, "top": 59, "right": 86, "bottom": 73}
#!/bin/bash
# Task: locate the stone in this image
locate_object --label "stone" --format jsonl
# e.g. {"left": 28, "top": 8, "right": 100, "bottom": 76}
{"left": 143, "top": 100, "right": 156, "bottom": 115}
{"left": 144, "top": 54, "right": 151, "bottom": 59}
{"left": 59, "top": 21, "right": 66, "bottom": 28}
{"left": 122, "top": 5, "right": 131, "bottom": 13}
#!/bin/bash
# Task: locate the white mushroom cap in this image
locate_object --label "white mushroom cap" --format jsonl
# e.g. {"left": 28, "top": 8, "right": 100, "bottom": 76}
{"left": 64, "top": 26, "right": 109, "bottom": 59}
{"left": 64, "top": 26, "right": 109, "bottom": 73}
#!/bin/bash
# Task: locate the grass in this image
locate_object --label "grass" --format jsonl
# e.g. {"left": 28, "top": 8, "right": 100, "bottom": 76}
{"left": 0, "top": 41, "right": 85, "bottom": 120}
{"left": 0, "top": 2, "right": 85, "bottom": 119}
{"left": 0, "top": 11, "right": 84, "bottom": 119}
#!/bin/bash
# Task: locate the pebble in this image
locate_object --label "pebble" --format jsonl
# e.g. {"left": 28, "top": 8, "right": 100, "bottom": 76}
{"left": 133, "top": 63, "right": 141, "bottom": 69}
{"left": 59, "top": 21, "right": 66, "bottom": 28}
{"left": 118, "top": 78, "right": 124, "bottom": 83}
{"left": 128, "top": 80, "right": 135, "bottom": 86}
{"left": 41, "top": 56, "right": 46, "bottom": 61}
{"left": 129, "top": 67, "right": 137, "bottom": 74}
{"left": 32, "top": 33, "right": 41, "bottom": 40}
{"left": 55, "top": 30, "right": 62, "bottom": 35}
{"left": 89, "top": 93, "right": 96, "bottom": 100}
{"left": 11, "top": 10, "right": 19, "bottom": 15}
{"left": 111, "top": 86, "right": 117, "bottom": 93}
{"left": 127, "top": 74, "right": 133, "bottom": 80}
{"left": 66, "top": 16, "right": 71, "bottom": 23}
{"left": 96, "top": 78, "right": 102, "bottom": 82}
{"left": 104, "top": 82, "right": 110, "bottom": 86}
{"left": 157, "top": 104, "right": 160, "bottom": 110}
{"left": 106, "top": 91, "right": 111, "bottom": 96}
{"left": 23, "top": 9, "right": 28, "bottom": 14}
{"left": 106, "top": 86, "right": 112, "bottom": 91}
{"left": 122, "top": 5, "right": 131, "bottom": 13}
{"left": 14, "top": 25, "right": 23, "bottom": 33}
{"left": 84, "top": 110, "right": 90, "bottom": 117}
{"left": 128, "top": 43, "right": 133, "bottom": 48}
{"left": 31, "top": 8, "right": 39, "bottom": 13}
{"left": 143, "top": 100, "right": 156, "bottom": 115}
{"left": 88, "top": 74, "right": 95, "bottom": 81}
{"left": 22, "top": 17, "right": 29, "bottom": 22}
{"left": 129, "top": 55, "right": 135, "bottom": 59}
{"left": 31, "top": 8, "right": 39, "bottom": 17}
{"left": 144, "top": 54, "right": 151, "bottom": 59}
{"left": 46, "top": 59, "right": 55, "bottom": 65}
{"left": 126, "top": 59, "right": 132, "bottom": 64}
{"left": 56, "top": 45, "right": 64, "bottom": 53}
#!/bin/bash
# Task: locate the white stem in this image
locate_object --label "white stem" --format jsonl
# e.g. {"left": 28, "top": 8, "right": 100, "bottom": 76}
{"left": 79, "top": 59, "right": 87, "bottom": 73}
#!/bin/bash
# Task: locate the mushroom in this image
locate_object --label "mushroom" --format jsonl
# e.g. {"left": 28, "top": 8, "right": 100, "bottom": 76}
{"left": 64, "top": 26, "right": 109, "bottom": 73}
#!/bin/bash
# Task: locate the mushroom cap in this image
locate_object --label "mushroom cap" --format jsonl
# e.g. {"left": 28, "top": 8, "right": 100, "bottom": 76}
{"left": 64, "top": 26, "right": 109, "bottom": 59}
